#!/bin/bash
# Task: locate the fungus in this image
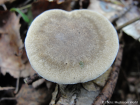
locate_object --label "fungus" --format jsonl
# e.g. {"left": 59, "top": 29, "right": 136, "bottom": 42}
{"left": 25, "top": 9, "right": 119, "bottom": 84}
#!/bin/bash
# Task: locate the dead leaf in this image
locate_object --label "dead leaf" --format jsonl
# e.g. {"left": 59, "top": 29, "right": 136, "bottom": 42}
{"left": 116, "top": 6, "right": 139, "bottom": 26}
{"left": 0, "top": 11, "right": 36, "bottom": 78}
{"left": 88, "top": 0, "right": 124, "bottom": 20}
{"left": 0, "top": 0, "right": 15, "bottom": 5}
{"left": 116, "top": 6, "right": 140, "bottom": 41}
{"left": 16, "top": 84, "right": 52, "bottom": 105}
{"left": 123, "top": 20, "right": 140, "bottom": 41}
{"left": 76, "top": 88, "right": 100, "bottom": 105}
{"left": 0, "top": 10, "right": 24, "bottom": 78}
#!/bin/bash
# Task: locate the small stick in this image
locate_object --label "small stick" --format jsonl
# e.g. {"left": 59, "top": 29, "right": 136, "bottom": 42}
{"left": 0, "top": 86, "right": 15, "bottom": 90}
{"left": 1, "top": 4, "right": 7, "bottom": 10}
{"left": 14, "top": 71, "right": 20, "bottom": 94}
{"left": 110, "top": 6, "right": 132, "bottom": 23}
{"left": 24, "top": 73, "right": 42, "bottom": 85}
{"left": 116, "top": 16, "right": 140, "bottom": 31}
{"left": 79, "top": 0, "right": 83, "bottom": 9}
{"left": 0, "top": 97, "right": 16, "bottom": 102}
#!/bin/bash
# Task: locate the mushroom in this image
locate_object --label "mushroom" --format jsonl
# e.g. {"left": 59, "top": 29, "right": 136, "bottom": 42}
{"left": 25, "top": 9, "right": 119, "bottom": 84}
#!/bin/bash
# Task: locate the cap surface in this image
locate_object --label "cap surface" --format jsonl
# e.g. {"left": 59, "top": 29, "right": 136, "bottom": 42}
{"left": 25, "top": 9, "right": 119, "bottom": 84}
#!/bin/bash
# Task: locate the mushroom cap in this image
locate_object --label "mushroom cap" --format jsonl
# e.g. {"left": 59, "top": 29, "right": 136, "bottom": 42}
{"left": 25, "top": 9, "right": 119, "bottom": 84}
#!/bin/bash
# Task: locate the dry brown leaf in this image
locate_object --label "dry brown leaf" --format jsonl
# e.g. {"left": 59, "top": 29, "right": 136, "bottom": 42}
{"left": 0, "top": 0, "right": 15, "bottom": 5}
{"left": 116, "top": 6, "right": 139, "bottom": 26}
{"left": 16, "top": 84, "right": 52, "bottom": 105}
{"left": 88, "top": 0, "right": 124, "bottom": 20}
{"left": 0, "top": 11, "right": 24, "bottom": 78}
{"left": 0, "top": 11, "right": 36, "bottom": 78}
{"left": 76, "top": 88, "right": 100, "bottom": 105}
{"left": 116, "top": 6, "right": 140, "bottom": 41}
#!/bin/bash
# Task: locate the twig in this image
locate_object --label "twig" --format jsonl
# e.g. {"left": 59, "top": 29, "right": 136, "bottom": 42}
{"left": 118, "top": 30, "right": 123, "bottom": 41}
{"left": 0, "top": 86, "right": 15, "bottom": 90}
{"left": 93, "top": 44, "right": 124, "bottom": 105}
{"left": 1, "top": 4, "right": 7, "bottom": 10}
{"left": 101, "top": 0, "right": 124, "bottom": 7}
{"left": 24, "top": 73, "right": 42, "bottom": 85}
{"left": 0, "top": 97, "right": 16, "bottom": 102}
{"left": 14, "top": 71, "right": 21, "bottom": 94}
{"left": 110, "top": 4, "right": 132, "bottom": 23}
{"left": 116, "top": 16, "right": 140, "bottom": 31}
{"left": 79, "top": 0, "right": 83, "bottom": 9}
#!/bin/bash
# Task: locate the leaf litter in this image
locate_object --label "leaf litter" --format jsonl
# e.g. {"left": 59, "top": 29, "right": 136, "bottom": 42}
{"left": 0, "top": 10, "right": 24, "bottom": 78}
